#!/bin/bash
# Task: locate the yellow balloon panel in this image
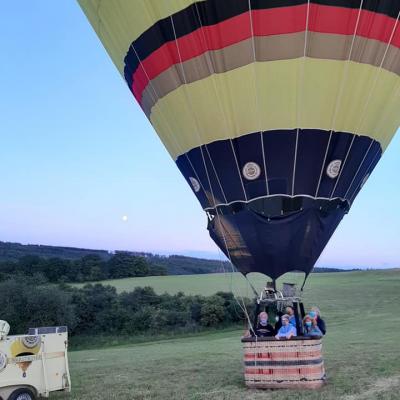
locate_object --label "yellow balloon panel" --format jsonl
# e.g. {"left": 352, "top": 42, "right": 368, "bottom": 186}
{"left": 149, "top": 58, "right": 400, "bottom": 159}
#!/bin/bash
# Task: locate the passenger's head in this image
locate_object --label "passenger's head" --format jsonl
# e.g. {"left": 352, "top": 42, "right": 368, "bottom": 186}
{"left": 310, "top": 306, "right": 320, "bottom": 318}
{"left": 281, "top": 314, "right": 290, "bottom": 326}
{"left": 259, "top": 311, "right": 268, "bottom": 326}
{"left": 286, "top": 306, "right": 294, "bottom": 316}
{"left": 303, "top": 315, "right": 313, "bottom": 328}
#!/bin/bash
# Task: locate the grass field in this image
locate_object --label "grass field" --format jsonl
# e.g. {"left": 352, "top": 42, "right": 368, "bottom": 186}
{"left": 61, "top": 269, "right": 400, "bottom": 399}
{"left": 73, "top": 269, "right": 397, "bottom": 300}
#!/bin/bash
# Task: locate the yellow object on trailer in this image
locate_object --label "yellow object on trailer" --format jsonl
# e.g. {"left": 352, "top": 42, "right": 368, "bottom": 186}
{"left": 0, "top": 323, "right": 71, "bottom": 400}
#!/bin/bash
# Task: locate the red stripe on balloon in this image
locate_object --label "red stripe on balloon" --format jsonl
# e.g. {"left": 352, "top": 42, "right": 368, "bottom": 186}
{"left": 131, "top": 3, "right": 400, "bottom": 103}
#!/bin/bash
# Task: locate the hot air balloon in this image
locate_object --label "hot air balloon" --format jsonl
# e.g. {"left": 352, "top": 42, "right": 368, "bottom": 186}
{"left": 77, "top": 0, "right": 400, "bottom": 389}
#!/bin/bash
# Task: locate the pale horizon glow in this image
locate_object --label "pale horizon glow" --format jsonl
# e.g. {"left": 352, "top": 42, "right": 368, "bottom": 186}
{"left": 0, "top": 2, "right": 399, "bottom": 269}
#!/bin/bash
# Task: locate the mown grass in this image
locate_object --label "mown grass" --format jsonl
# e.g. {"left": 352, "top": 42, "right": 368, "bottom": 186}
{"left": 59, "top": 269, "right": 400, "bottom": 399}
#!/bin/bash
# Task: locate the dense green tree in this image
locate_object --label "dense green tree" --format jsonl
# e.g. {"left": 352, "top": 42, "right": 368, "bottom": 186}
{"left": 79, "top": 255, "right": 107, "bottom": 281}
{"left": 215, "top": 291, "right": 243, "bottom": 322}
{"left": 0, "top": 253, "right": 162, "bottom": 283}
{"left": 122, "top": 305, "right": 154, "bottom": 333}
{"left": 0, "top": 260, "right": 16, "bottom": 274}
{"left": 17, "top": 255, "right": 46, "bottom": 275}
{"left": 200, "top": 295, "right": 226, "bottom": 327}
{"left": 148, "top": 264, "right": 168, "bottom": 276}
{"left": 71, "top": 284, "right": 122, "bottom": 333}
{"left": 42, "top": 258, "right": 71, "bottom": 282}
{"left": 189, "top": 297, "right": 203, "bottom": 323}
{"left": 107, "top": 254, "right": 150, "bottom": 279}
{"left": 0, "top": 278, "right": 76, "bottom": 334}
{"left": 119, "top": 286, "right": 161, "bottom": 313}
{"left": 0, "top": 277, "right": 248, "bottom": 337}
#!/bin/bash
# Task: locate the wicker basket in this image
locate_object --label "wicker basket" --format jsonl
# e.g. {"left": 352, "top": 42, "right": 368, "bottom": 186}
{"left": 241, "top": 336, "right": 326, "bottom": 389}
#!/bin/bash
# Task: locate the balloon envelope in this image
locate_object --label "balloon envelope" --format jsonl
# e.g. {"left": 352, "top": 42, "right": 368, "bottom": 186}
{"left": 78, "top": 0, "right": 400, "bottom": 280}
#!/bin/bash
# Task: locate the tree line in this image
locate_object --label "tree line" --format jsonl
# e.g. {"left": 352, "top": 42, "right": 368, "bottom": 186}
{"left": 0, "top": 253, "right": 167, "bottom": 284}
{"left": 0, "top": 241, "right": 231, "bottom": 275}
{"left": 0, "top": 277, "right": 251, "bottom": 337}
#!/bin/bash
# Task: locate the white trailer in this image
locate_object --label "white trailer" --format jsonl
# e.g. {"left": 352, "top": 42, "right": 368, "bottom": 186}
{"left": 0, "top": 323, "right": 71, "bottom": 400}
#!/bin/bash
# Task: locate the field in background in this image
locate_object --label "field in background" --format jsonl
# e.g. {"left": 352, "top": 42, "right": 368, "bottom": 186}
{"left": 60, "top": 269, "right": 400, "bottom": 399}
{"left": 73, "top": 269, "right": 397, "bottom": 298}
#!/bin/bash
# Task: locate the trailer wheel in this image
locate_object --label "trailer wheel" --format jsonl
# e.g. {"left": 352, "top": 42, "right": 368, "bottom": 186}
{"left": 8, "top": 388, "right": 36, "bottom": 400}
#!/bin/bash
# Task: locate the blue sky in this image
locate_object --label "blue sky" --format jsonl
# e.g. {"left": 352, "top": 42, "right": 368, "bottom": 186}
{"left": 0, "top": 1, "right": 399, "bottom": 268}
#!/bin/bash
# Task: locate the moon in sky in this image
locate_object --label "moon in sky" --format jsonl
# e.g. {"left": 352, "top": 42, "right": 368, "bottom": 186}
{"left": 122, "top": 215, "right": 128, "bottom": 222}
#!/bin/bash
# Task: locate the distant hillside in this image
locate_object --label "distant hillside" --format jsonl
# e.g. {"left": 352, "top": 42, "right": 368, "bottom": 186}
{"left": 139, "top": 254, "right": 230, "bottom": 275}
{"left": 0, "top": 241, "right": 111, "bottom": 261}
{"left": 0, "top": 241, "right": 349, "bottom": 275}
{"left": 0, "top": 241, "right": 229, "bottom": 275}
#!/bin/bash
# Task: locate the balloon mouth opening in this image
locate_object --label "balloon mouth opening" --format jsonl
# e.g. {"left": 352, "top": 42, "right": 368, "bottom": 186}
{"left": 206, "top": 196, "right": 349, "bottom": 219}
{"left": 207, "top": 195, "right": 349, "bottom": 279}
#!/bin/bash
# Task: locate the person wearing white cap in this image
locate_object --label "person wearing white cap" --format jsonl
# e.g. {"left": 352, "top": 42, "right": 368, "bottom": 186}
{"left": 275, "top": 314, "right": 297, "bottom": 340}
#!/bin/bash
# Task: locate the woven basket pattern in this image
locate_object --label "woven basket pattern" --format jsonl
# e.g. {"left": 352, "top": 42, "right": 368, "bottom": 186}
{"left": 243, "top": 338, "right": 325, "bottom": 389}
